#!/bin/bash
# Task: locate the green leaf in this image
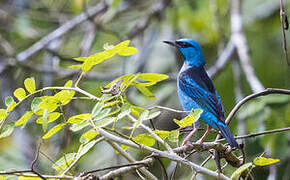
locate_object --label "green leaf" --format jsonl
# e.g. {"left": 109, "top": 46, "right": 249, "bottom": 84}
{"left": 42, "top": 123, "right": 66, "bottom": 139}
{"left": 133, "top": 134, "right": 155, "bottom": 147}
{"left": 231, "top": 162, "right": 253, "bottom": 179}
{"left": 0, "top": 122, "right": 15, "bottom": 138}
{"left": 36, "top": 112, "right": 61, "bottom": 124}
{"left": 68, "top": 113, "right": 91, "bottom": 123}
{"left": 93, "top": 108, "right": 111, "bottom": 121}
{"left": 253, "top": 157, "right": 280, "bottom": 166}
{"left": 153, "top": 130, "right": 170, "bottom": 140}
{"left": 24, "top": 77, "right": 36, "bottom": 93}
{"left": 5, "top": 96, "right": 14, "bottom": 107}
{"left": 70, "top": 122, "right": 89, "bottom": 132}
{"left": 173, "top": 109, "right": 202, "bottom": 128}
{"left": 0, "top": 109, "right": 8, "bottom": 120}
{"left": 13, "top": 88, "right": 26, "bottom": 101}
{"left": 91, "top": 102, "right": 104, "bottom": 118}
{"left": 52, "top": 153, "right": 76, "bottom": 171}
{"left": 80, "top": 130, "right": 99, "bottom": 143}
{"left": 94, "top": 117, "right": 116, "bottom": 128}
{"left": 136, "top": 85, "right": 156, "bottom": 99}
{"left": 78, "top": 139, "right": 98, "bottom": 156}
{"left": 42, "top": 109, "right": 49, "bottom": 132}
{"left": 168, "top": 130, "right": 179, "bottom": 142}
{"left": 5, "top": 96, "right": 17, "bottom": 112}
{"left": 15, "top": 111, "right": 34, "bottom": 126}
{"left": 31, "top": 97, "right": 42, "bottom": 113}
{"left": 117, "top": 103, "right": 131, "bottom": 119}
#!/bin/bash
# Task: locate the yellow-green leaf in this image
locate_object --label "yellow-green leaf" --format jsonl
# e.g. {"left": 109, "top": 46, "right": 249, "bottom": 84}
{"left": 52, "top": 153, "right": 76, "bottom": 171}
{"left": 114, "top": 40, "right": 130, "bottom": 49}
{"left": 5, "top": 96, "right": 17, "bottom": 112}
{"left": 137, "top": 73, "right": 169, "bottom": 86}
{"left": 54, "top": 89, "right": 75, "bottom": 105}
{"left": 15, "top": 111, "right": 34, "bottom": 126}
{"left": 133, "top": 134, "right": 155, "bottom": 147}
{"left": 18, "top": 177, "right": 50, "bottom": 180}
{"left": 68, "top": 64, "right": 82, "bottom": 69}
{"left": 253, "top": 157, "right": 280, "bottom": 166}
{"left": 37, "top": 96, "right": 59, "bottom": 114}
{"left": 105, "top": 74, "right": 134, "bottom": 88}
{"left": 36, "top": 112, "right": 62, "bottom": 124}
{"left": 0, "top": 175, "right": 5, "bottom": 180}
{"left": 80, "top": 130, "right": 99, "bottom": 143}
{"left": 0, "top": 109, "right": 7, "bottom": 120}
{"left": 42, "top": 123, "right": 66, "bottom": 139}
{"left": 117, "top": 47, "right": 138, "bottom": 56}
{"left": 136, "top": 85, "right": 156, "bottom": 99}
{"left": 173, "top": 109, "right": 202, "bottom": 128}
{"left": 24, "top": 78, "right": 36, "bottom": 93}
{"left": 231, "top": 162, "right": 253, "bottom": 179}
{"left": 153, "top": 130, "right": 170, "bottom": 140}
{"left": 68, "top": 113, "right": 91, "bottom": 123}
{"left": 64, "top": 80, "right": 73, "bottom": 87}
{"left": 13, "top": 88, "right": 26, "bottom": 101}
{"left": 168, "top": 130, "right": 179, "bottom": 142}
{"left": 7, "top": 102, "right": 16, "bottom": 112}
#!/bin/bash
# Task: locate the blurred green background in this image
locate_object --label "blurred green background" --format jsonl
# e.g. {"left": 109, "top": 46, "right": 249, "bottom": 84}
{"left": 0, "top": 0, "right": 289, "bottom": 179}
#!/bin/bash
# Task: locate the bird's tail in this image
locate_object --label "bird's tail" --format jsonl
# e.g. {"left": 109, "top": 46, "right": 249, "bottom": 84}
{"left": 216, "top": 122, "right": 239, "bottom": 149}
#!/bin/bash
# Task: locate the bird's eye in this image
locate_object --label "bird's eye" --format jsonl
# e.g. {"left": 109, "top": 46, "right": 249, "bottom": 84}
{"left": 177, "top": 42, "right": 193, "bottom": 48}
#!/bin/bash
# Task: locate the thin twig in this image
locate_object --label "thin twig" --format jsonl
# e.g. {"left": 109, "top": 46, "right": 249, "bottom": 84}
{"left": 208, "top": 38, "right": 235, "bottom": 78}
{"left": 16, "top": 2, "right": 108, "bottom": 62}
{"left": 225, "top": 88, "right": 290, "bottom": 125}
{"left": 279, "top": 0, "right": 290, "bottom": 65}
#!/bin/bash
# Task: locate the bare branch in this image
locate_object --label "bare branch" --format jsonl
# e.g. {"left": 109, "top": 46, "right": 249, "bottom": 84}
{"left": 279, "top": 0, "right": 290, "bottom": 65}
{"left": 231, "top": 0, "right": 264, "bottom": 93}
{"left": 208, "top": 38, "right": 235, "bottom": 78}
{"left": 225, "top": 88, "right": 290, "bottom": 125}
{"left": 16, "top": 2, "right": 108, "bottom": 62}
{"left": 96, "top": 127, "right": 231, "bottom": 180}
{"left": 99, "top": 158, "right": 154, "bottom": 180}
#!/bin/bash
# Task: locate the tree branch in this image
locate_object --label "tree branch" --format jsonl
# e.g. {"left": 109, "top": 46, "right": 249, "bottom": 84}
{"left": 225, "top": 88, "right": 290, "bottom": 125}
{"left": 16, "top": 2, "right": 108, "bottom": 62}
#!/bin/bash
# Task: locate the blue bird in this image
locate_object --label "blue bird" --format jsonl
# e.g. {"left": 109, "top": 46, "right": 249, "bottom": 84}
{"left": 164, "top": 39, "right": 239, "bottom": 149}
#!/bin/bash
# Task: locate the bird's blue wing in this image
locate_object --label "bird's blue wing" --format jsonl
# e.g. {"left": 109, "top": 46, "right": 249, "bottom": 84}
{"left": 179, "top": 67, "right": 225, "bottom": 122}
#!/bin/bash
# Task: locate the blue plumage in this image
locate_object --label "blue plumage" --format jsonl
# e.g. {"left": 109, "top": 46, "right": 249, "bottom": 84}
{"left": 164, "top": 39, "right": 239, "bottom": 148}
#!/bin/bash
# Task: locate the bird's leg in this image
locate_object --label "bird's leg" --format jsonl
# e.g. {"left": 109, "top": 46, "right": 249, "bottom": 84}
{"left": 196, "top": 125, "right": 211, "bottom": 144}
{"left": 182, "top": 122, "right": 199, "bottom": 146}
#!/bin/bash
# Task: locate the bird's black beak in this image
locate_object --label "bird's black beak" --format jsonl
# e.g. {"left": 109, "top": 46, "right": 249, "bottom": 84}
{"left": 163, "top": 40, "right": 180, "bottom": 48}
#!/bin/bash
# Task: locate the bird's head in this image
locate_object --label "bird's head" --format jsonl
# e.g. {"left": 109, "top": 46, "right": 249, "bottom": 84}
{"left": 163, "top": 38, "right": 205, "bottom": 67}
